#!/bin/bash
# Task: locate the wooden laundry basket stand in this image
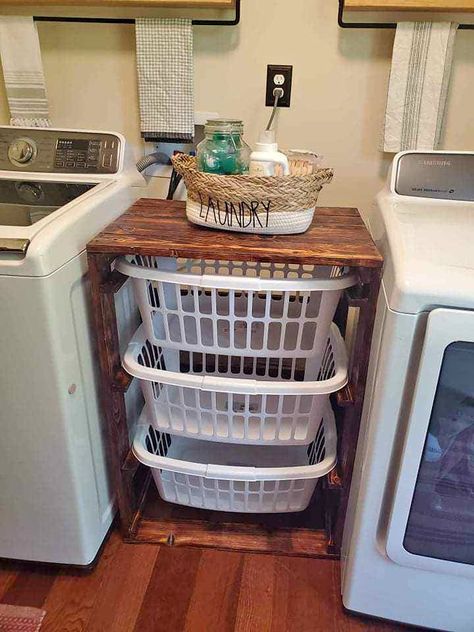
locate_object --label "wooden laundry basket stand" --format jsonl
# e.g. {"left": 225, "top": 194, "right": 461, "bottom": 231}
{"left": 86, "top": 199, "right": 383, "bottom": 558}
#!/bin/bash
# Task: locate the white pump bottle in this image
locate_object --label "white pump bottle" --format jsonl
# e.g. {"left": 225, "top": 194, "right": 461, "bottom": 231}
{"left": 249, "top": 130, "right": 290, "bottom": 176}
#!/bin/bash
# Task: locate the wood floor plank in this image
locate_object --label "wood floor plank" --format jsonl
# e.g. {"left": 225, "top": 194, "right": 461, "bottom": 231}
{"left": 0, "top": 568, "right": 18, "bottom": 601}
{"left": 133, "top": 546, "right": 202, "bottom": 632}
{"left": 184, "top": 550, "right": 244, "bottom": 632}
{"left": 281, "top": 557, "right": 341, "bottom": 631}
{"left": 0, "top": 533, "right": 414, "bottom": 632}
{"left": 234, "top": 554, "right": 281, "bottom": 632}
{"left": 85, "top": 542, "right": 159, "bottom": 632}
{"left": 1, "top": 566, "right": 56, "bottom": 609}
{"left": 40, "top": 531, "right": 122, "bottom": 632}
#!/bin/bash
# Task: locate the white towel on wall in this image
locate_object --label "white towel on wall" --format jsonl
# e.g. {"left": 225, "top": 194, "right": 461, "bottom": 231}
{"left": 0, "top": 16, "right": 51, "bottom": 127}
{"left": 136, "top": 18, "right": 194, "bottom": 143}
{"left": 383, "top": 22, "right": 457, "bottom": 153}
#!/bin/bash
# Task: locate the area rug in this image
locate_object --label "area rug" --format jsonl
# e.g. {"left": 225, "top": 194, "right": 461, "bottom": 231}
{"left": 0, "top": 605, "right": 45, "bottom": 632}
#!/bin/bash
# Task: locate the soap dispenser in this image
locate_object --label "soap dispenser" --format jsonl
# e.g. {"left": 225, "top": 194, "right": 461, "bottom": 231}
{"left": 249, "top": 130, "right": 290, "bottom": 177}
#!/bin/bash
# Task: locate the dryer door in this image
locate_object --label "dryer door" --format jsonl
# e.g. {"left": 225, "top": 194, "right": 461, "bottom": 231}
{"left": 386, "top": 308, "right": 474, "bottom": 578}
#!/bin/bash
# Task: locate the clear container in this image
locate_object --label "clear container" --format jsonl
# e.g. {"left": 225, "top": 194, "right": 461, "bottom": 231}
{"left": 197, "top": 119, "right": 251, "bottom": 175}
{"left": 286, "top": 149, "right": 324, "bottom": 175}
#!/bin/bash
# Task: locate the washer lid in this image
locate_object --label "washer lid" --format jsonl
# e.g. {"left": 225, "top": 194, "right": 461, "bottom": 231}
{"left": 374, "top": 191, "right": 474, "bottom": 314}
{"left": 0, "top": 178, "right": 99, "bottom": 254}
{"left": 0, "top": 179, "right": 96, "bottom": 225}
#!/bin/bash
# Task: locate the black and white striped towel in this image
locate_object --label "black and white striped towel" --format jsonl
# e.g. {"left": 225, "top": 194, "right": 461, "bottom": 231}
{"left": 383, "top": 22, "right": 458, "bottom": 153}
{"left": 136, "top": 18, "right": 194, "bottom": 143}
{"left": 0, "top": 16, "right": 51, "bottom": 127}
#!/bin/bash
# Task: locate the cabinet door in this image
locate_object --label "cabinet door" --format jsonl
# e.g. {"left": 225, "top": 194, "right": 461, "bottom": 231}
{"left": 386, "top": 308, "right": 474, "bottom": 578}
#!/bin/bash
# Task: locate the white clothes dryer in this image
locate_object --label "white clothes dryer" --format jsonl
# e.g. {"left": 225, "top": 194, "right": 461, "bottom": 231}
{"left": 342, "top": 151, "right": 474, "bottom": 631}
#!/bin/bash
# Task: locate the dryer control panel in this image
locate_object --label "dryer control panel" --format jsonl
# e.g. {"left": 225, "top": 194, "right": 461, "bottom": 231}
{"left": 395, "top": 152, "right": 474, "bottom": 202}
{"left": 0, "top": 129, "right": 121, "bottom": 175}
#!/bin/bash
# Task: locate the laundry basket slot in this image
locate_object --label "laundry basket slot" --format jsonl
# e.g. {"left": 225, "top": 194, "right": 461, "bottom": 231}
{"left": 132, "top": 403, "right": 337, "bottom": 513}
{"left": 116, "top": 256, "right": 356, "bottom": 372}
{"left": 124, "top": 323, "right": 347, "bottom": 445}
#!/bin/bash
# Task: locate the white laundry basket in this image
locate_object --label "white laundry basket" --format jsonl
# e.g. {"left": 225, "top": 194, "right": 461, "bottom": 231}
{"left": 132, "top": 403, "right": 337, "bottom": 513}
{"left": 116, "top": 256, "right": 356, "bottom": 376}
{"left": 123, "top": 323, "right": 347, "bottom": 445}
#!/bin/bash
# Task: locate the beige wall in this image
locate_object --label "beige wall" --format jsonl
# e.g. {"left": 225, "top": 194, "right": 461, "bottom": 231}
{"left": 0, "top": 0, "right": 473, "bottom": 215}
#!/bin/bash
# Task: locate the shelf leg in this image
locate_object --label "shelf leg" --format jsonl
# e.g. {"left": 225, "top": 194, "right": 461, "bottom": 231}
{"left": 87, "top": 252, "right": 136, "bottom": 536}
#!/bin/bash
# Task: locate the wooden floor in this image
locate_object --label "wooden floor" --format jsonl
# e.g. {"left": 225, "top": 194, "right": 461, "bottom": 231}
{"left": 0, "top": 530, "right": 415, "bottom": 632}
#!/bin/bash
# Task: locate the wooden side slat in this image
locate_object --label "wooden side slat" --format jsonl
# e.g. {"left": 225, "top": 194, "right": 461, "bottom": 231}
{"left": 99, "top": 270, "right": 128, "bottom": 295}
{"left": 336, "top": 384, "right": 354, "bottom": 407}
{"left": 112, "top": 368, "right": 133, "bottom": 393}
{"left": 334, "top": 267, "right": 382, "bottom": 547}
{"left": 87, "top": 254, "right": 136, "bottom": 534}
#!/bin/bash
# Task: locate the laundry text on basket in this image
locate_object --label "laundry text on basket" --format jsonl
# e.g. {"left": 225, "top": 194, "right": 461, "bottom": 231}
{"left": 198, "top": 193, "right": 271, "bottom": 229}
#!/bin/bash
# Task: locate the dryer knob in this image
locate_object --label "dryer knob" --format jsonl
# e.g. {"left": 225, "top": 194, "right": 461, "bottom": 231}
{"left": 8, "top": 138, "right": 37, "bottom": 166}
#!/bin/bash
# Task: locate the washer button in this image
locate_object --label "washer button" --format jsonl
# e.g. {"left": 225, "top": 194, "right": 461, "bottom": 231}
{"left": 102, "top": 153, "right": 113, "bottom": 168}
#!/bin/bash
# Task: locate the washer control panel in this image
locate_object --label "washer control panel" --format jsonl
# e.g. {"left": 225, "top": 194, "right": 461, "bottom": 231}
{"left": 0, "top": 129, "right": 121, "bottom": 174}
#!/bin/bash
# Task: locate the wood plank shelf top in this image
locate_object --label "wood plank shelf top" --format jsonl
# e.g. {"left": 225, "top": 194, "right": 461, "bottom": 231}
{"left": 88, "top": 199, "right": 383, "bottom": 269}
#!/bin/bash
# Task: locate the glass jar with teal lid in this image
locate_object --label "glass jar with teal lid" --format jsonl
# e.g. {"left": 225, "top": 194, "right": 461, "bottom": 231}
{"left": 197, "top": 119, "right": 251, "bottom": 175}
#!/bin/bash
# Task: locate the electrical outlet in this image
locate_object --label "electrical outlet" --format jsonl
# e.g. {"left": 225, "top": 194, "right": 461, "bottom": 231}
{"left": 266, "top": 65, "right": 293, "bottom": 108}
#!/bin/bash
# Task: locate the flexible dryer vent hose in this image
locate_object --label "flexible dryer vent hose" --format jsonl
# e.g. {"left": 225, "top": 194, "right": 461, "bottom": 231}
{"left": 136, "top": 152, "right": 170, "bottom": 173}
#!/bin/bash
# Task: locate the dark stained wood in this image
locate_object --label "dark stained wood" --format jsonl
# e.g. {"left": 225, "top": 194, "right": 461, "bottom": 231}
{"left": 334, "top": 267, "right": 382, "bottom": 546}
{"left": 99, "top": 269, "right": 128, "bottom": 295}
{"left": 86, "top": 202, "right": 383, "bottom": 563}
{"left": 112, "top": 367, "right": 134, "bottom": 393}
{"left": 88, "top": 200, "right": 383, "bottom": 269}
{"left": 0, "top": 532, "right": 415, "bottom": 632}
{"left": 134, "top": 519, "right": 331, "bottom": 558}
{"left": 336, "top": 384, "right": 354, "bottom": 407}
{"left": 129, "top": 485, "right": 333, "bottom": 558}
{"left": 87, "top": 253, "right": 136, "bottom": 534}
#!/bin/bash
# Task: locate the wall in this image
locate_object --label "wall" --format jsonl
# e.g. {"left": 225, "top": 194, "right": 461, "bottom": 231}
{"left": 0, "top": 0, "right": 473, "bottom": 215}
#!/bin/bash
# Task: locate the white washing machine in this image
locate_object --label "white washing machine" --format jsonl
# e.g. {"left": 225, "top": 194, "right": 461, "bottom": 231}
{"left": 0, "top": 127, "right": 152, "bottom": 565}
{"left": 342, "top": 151, "right": 474, "bottom": 631}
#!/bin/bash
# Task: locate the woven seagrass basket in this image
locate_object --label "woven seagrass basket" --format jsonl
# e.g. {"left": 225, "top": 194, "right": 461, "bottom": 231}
{"left": 171, "top": 154, "right": 334, "bottom": 235}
